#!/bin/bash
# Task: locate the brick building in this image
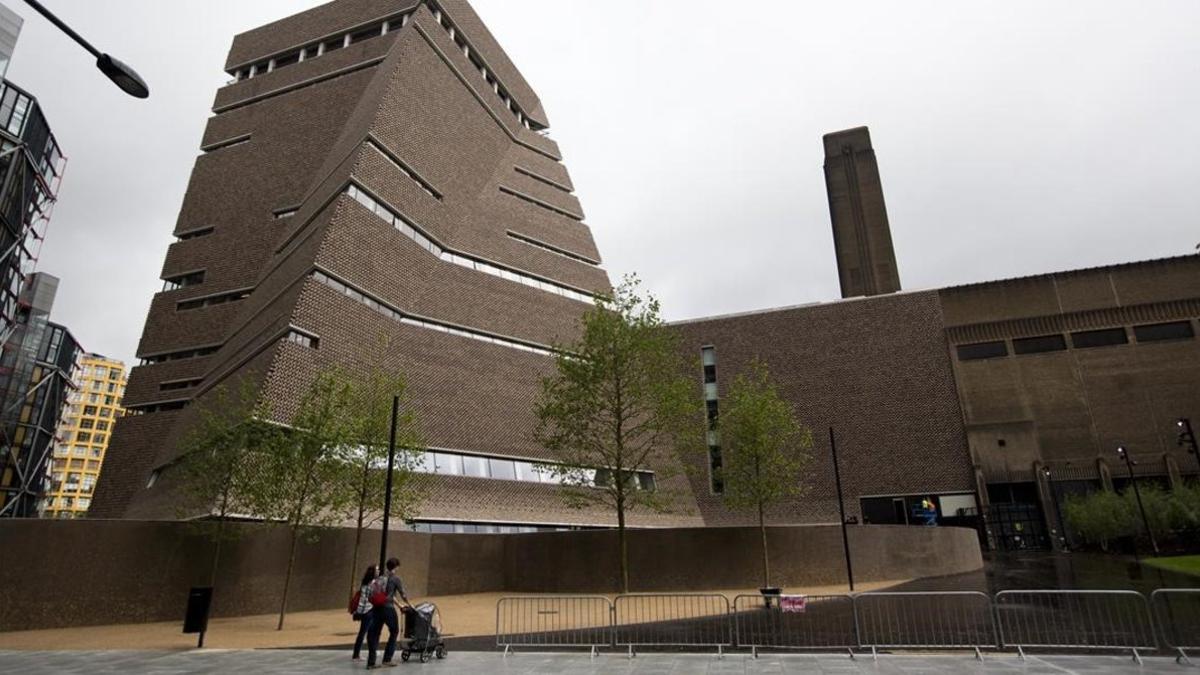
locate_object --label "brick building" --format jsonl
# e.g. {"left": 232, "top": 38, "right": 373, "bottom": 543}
{"left": 42, "top": 353, "right": 126, "bottom": 519}
{"left": 91, "top": 0, "right": 1199, "bottom": 549}
{"left": 90, "top": 0, "right": 698, "bottom": 531}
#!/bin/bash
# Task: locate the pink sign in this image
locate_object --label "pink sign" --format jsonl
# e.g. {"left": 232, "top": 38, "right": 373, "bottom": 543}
{"left": 780, "top": 595, "right": 807, "bottom": 613}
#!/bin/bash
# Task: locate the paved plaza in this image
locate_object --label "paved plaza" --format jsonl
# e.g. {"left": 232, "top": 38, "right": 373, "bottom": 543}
{"left": 0, "top": 650, "right": 1193, "bottom": 674}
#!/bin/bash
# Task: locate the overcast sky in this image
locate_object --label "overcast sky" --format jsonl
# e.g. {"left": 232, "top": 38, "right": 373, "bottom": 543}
{"left": 6, "top": 1, "right": 1199, "bottom": 367}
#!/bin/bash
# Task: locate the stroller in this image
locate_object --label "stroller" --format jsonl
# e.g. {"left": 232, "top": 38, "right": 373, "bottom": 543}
{"left": 400, "top": 602, "right": 446, "bottom": 663}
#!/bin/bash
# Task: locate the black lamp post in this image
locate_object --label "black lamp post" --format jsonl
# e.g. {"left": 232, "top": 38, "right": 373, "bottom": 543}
{"left": 1179, "top": 418, "right": 1200, "bottom": 475}
{"left": 378, "top": 396, "right": 400, "bottom": 570}
{"left": 1041, "top": 467, "right": 1065, "bottom": 550}
{"left": 1116, "top": 445, "right": 1159, "bottom": 557}
{"left": 828, "top": 427, "right": 855, "bottom": 592}
{"left": 21, "top": 0, "right": 149, "bottom": 98}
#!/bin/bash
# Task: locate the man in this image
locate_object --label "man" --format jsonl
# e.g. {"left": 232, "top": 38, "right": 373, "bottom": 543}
{"left": 366, "top": 557, "right": 411, "bottom": 669}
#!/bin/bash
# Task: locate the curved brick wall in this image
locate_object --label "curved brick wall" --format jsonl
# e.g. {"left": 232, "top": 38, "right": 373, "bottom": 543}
{"left": 0, "top": 520, "right": 980, "bottom": 632}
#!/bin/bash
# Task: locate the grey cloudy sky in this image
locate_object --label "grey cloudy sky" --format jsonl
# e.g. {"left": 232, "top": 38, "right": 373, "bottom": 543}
{"left": 6, "top": 1, "right": 1199, "bottom": 367}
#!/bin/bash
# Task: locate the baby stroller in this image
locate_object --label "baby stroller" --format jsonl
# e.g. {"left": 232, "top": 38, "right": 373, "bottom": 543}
{"left": 400, "top": 602, "right": 446, "bottom": 663}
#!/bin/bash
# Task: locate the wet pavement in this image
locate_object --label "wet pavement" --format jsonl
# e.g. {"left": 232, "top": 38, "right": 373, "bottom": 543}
{"left": 0, "top": 649, "right": 1195, "bottom": 674}
{"left": 889, "top": 552, "right": 1200, "bottom": 595}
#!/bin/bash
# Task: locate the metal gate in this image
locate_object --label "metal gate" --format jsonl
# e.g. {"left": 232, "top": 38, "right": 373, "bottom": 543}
{"left": 982, "top": 503, "right": 1049, "bottom": 551}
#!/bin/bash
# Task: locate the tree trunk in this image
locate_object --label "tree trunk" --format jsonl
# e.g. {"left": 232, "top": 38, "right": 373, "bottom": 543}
{"left": 758, "top": 500, "right": 770, "bottom": 588}
{"left": 616, "top": 497, "right": 629, "bottom": 594}
{"left": 278, "top": 523, "right": 300, "bottom": 631}
{"left": 209, "top": 486, "right": 230, "bottom": 587}
{"left": 350, "top": 514, "right": 364, "bottom": 595}
{"left": 209, "top": 522, "right": 225, "bottom": 587}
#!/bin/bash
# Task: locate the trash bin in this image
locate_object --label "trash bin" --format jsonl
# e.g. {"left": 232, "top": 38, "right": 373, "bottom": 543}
{"left": 183, "top": 587, "right": 213, "bottom": 647}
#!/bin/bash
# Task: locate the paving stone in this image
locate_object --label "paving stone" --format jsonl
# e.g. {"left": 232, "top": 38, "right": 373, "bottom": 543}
{"left": 0, "top": 650, "right": 1194, "bottom": 674}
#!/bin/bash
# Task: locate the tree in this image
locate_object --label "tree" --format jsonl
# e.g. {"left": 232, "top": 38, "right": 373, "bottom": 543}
{"left": 1121, "top": 484, "right": 1173, "bottom": 541}
{"left": 717, "top": 359, "right": 812, "bottom": 589}
{"left": 175, "top": 379, "right": 280, "bottom": 587}
{"left": 534, "top": 275, "right": 703, "bottom": 593}
{"left": 343, "top": 369, "right": 426, "bottom": 596}
{"left": 253, "top": 369, "right": 360, "bottom": 631}
{"left": 1062, "top": 490, "right": 1135, "bottom": 551}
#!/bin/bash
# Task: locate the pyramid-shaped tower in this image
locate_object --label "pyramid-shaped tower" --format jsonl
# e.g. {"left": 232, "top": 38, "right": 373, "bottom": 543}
{"left": 92, "top": 0, "right": 703, "bottom": 530}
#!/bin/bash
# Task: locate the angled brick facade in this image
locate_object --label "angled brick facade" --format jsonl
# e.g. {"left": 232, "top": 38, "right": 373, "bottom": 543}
{"left": 90, "top": 0, "right": 699, "bottom": 529}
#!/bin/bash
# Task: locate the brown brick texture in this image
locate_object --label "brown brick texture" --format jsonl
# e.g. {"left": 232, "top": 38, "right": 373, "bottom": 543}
{"left": 670, "top": 291, "right": 975, "bottom": 526}
{"left": 92, "top": 0, "right": 618, "bottom": 525}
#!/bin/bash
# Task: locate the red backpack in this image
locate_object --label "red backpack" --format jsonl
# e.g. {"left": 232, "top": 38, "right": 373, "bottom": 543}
{"left": 368, "top": 575, "right": 389, "bottom": 607}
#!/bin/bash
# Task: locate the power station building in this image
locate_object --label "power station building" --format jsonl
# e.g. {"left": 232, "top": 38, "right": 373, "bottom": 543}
{"left": 91, "top": 0, "right": 1200, "bottom": 550}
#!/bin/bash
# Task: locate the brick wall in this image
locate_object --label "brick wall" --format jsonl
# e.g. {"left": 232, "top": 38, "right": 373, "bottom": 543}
{"left": 670, "top": 291, "right": 975, "bottom": 525}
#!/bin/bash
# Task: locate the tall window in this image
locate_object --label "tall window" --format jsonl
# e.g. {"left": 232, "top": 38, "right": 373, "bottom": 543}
{"left": 701, "top": 346, "right": 722, "bottom": 493}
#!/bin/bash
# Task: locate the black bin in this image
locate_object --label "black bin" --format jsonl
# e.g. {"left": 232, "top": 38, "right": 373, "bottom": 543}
{"left": 183, "top": 587, "right": 213, "bottom": 634}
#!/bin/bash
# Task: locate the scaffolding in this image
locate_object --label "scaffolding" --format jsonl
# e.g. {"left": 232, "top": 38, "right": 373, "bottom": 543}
{"left": 0, "top": 78, "right": 71, "bottom": 518}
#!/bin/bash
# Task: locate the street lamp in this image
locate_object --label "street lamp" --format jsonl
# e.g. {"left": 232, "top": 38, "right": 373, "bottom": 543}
{"left": 1116, "top": 445, "right": 1159, "bottom": 557}
{"left": 828, "top": 427, "right": 854, "bottom": 592}
{"left": 1178, "top": 418, "right": 1199, "bottom": 475}
{"left": 1042, "top": 467, "right": 1065, "bottom": 550}
{"left": 378, "top": 396, "right": 400, "bottom": 570}
{"left": 21, "top": 0, "right": 149, "bottom": 98}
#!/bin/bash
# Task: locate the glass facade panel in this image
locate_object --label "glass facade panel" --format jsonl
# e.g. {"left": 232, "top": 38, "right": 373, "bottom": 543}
{"left": 1013, "top": 334, "right": 1068, "bottom": 355}
{"left": 514, "top": 461, "right": 537, "bottom": 482}
{"left": 1133, "top": 321, "right": 1195, "bottom": 343}
{"left": 461, "top": 455, "right": 488, "bottom": 477}
{"left": 956, "top": 341, "right": 1009, "bottom": 360}
{"left": 434, "top": 452, "right": 462, "bottom": 475}
{"left": 488, "top": 458, "right": 516, "bottom": 480}
{"left": 1070, "top": 328, "right": 1128, "bottom": 349}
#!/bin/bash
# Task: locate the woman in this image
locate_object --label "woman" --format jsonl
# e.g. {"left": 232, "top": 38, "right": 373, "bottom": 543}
{"left": 351, "top": 564, "right": 377, "bottom": 661}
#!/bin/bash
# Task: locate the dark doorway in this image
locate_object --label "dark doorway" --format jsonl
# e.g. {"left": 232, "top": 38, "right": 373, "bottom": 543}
{"left": 984, "top": 482, "right": 1049, "bottom": 551}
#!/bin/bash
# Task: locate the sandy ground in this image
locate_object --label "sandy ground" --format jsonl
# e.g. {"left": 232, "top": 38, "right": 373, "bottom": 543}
{"left": 0, "top": 581, "right": 902, "bottom": 651}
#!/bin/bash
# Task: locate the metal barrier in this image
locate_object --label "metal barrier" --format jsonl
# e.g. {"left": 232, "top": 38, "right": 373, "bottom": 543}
{"left": 495, "top": 596, "right": 613, "bottom": 656}
{"left": 1151, "top": 588, "right": 1200, "bottom": 664}
{"left": 855, "top": 591, "right": 998, "bottom": 659}
{"left": 613, "top": 593, "right": 731, "bottom": 657}
{"left": 495, "top": 588, "right": 1194, "bottom": 660}
{"left": 732, "top": 594, "right": 857, "bottom": 657}
{"left": 995, "top": 590, "right": 1156, "bottom": 662}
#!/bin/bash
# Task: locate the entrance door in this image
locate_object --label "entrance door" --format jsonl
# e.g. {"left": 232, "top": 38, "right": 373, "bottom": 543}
{"left": 984, "top": 502, "right": 1050, "bottom": 551}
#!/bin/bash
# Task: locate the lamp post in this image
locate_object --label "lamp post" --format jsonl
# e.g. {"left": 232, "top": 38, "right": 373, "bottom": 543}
{"left": 1116, "top": 445, "right": 1159, "bottom": 557}
{"left": 1041, "top": 467, "right": 1065, "bottom": 551}
{"left": 828, "top": 427, "right": 855, "bottom": 592}
{"left": 1179, "top": 418, "right": 1200, "bottom": 476}
{"left": 378, "top": 395, "right": 400, "bottom": 570}
{"left": 21, "top": 0, "right": 149, "bottom": 98}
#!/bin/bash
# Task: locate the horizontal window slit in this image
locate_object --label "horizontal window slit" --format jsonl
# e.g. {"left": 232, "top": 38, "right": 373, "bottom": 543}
{"left": 514, "top": 166, "right": 572, "bottom": 193}
{"left": 344, "top": 183, "right": 595, "bottom": 304}
{"left": 499, "top": 185, "right": 583, "bottom": 221}
{"left": 175, "top": 227, "right": 214, "bottom": 241}
{"left": 202, "top": 134, "right": 251, "bottom": 152}
{"left": 311, "top": 269, "right": 557, "bottom": 357}
{"left": 506, "top": 231, "right": 600, "bottom": 266}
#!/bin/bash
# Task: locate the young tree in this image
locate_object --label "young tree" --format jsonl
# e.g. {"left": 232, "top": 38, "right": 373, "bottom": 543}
{"left": 174, "top": 380, "right": 279, "bottom": 587}
{"left": 1062, "top": 490, "right": 1135, "bottom": 551}
{"left": 534, "top": 275, "right": 703, "bottom": 593}
{"left": 253, "top": 369, "right": 360, "bottom": 630}
{"left": 343, "top": 369, "right": 426, "bottom": 595}
{"left": 717, "top": 359, "right": 812, "bottom": 589}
